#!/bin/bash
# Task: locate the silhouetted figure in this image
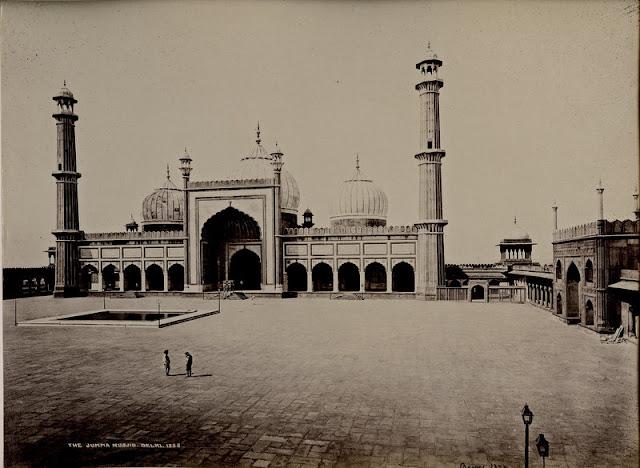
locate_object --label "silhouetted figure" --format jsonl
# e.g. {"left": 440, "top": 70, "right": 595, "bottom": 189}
{"left": 163, "top": 350, "right": 171, "bottom": 376}
{"left": 185, "top": 352, "right": 193, "bottom": 377}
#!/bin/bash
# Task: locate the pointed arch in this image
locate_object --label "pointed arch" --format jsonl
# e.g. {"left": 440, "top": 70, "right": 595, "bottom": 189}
{"left": 392, "top": 262, "right": 415, "bottom": 292}
{"left": 312, "top": 262, "right": 333, "bottom": 292}
{"left": 229, "top": 249, "right": 261, "bottom": 290}
{"left": 364, "top": 262, "right": 386, "bottom": 291}
{"left": 168, "top": 264, "right": 184, "bottom": 291}
{"left": 146, "top": 264, "right": 164, "bottom": 291}
{"left": 286, "top": 262, "right": 307, "bottom": 292}
{"left": 123, "top": 264, "right": 141, "bottom": 291}
{"left": 338, "top": 262, "right": 360, "bottom": 291}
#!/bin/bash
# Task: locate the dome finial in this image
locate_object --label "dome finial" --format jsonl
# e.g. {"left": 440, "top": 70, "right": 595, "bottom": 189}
{"left": 356, "top": 154, "right": 360, "bottom": 171}
{"left": 63, "top": 79, "right": 66, "bottom": 87}
{"left": 514, "top": 216, "right": 517, "bottom": 225}
{"left": 427, "top": 41, "right": 431, "bottom": 50}
{"left": 256, "top": 121, "right": 261, "bottom": 145}
{"left": 166, "top": 164, "right": 170, "bottom": 180}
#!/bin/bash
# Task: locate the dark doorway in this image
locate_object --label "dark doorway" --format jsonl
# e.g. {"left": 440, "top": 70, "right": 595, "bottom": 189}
{"left": 146, "top": 264, "right": 164, "bottom": 291}
{"left": 102, "top": 265, "right": 119, "bottom": 291}
{"left": 80, "top": 265, "right": 98, "bottom": 292}
{"left": 286, "top": 262, "right": 307, "bottom": 292}
{"left": 556, "top": 293, "right": 563, "bottom": 314}
{"left": 392, "top": 262, "right": 415, "bottom": 292}
{"left": 124, "top": 265, "right": 141, "bottom": 291}
{"left": 338, "top": 262, "right": 360, "bottom": 291}
{"left": 471, "top": 285, "right": 485, "bottom": 300}
{"left": 229, "top": 249, "right": 261, "bottom": 290}
{"left": 566, "top": 263, "right": 580, "bottom": 318}
{"left": 168, "top": 264, "right": 184, "bottom": 291}
{"left": 365, "top": 262, "right": 386, "bottom": 291}
{"left": 312, "top": 263, "right": 333, "bottom": 291}
{"left": 201, "top": 207, "right": 261, "bottom": 291}
{"left": 585, "top": 299, "right": 594, "bottom": 326}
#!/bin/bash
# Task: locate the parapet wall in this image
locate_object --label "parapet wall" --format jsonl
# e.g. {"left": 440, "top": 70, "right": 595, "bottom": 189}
{"left": 83, "top": 230, "right": 185, "bottom": 240}
{"left": 553, "top": 219, "right": 638, "bottom": 242}
{"left": 283, "top": 225, "right": 418, "bottom": 236}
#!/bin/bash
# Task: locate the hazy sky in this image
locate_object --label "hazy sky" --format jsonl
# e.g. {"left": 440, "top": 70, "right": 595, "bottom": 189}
{"left": 2, "top": 0, "right": 638, "bottom": 267}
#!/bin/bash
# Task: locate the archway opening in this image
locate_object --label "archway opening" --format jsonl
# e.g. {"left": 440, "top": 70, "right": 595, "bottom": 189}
{"left": 338, "top": 262, "right": 360, "bottom": 291}
{"left": 365, "top": 262, "right": 386, "bottom": 292}
{"left": 566, "top": 263, "right": 580, "bottom": 318}
{"left": 229, "top": 249, "right": 261, "bottom": 290}
{"left": 286, "top": 262, "right": 307, "bottom": 292}
{"left": 471, "top": 285, "right": 485, "bottom": 300}
{"left": 312, "top": 263, "right": 333, "bottom": 292}
{"left": 146, "top": 264, "right": 164, "bottom": 291}
{"left": 80, "top": 265, "right": 98, "bottom": 292}
{"left": 556, "top": 293, "right": 562, "bottom": 314}
{"left": 585, "top": 260, "right": 594, "bottom": 283}
{"left": 168, "top": 264, "right": 184, "bottom": 291}
{"left": 102, "top": 265, "right": 119, "bottom": 291}
{"left": 556, "top": 260, "right": 562, "bottom": 279}
{"left": 585, "top": 299, "right": 594, "bottom": 326}
{"left": 124, "top": 265, "right": 142, "bottom": 291}
{"left": 392, "top": 262, "right": 415, "bottom": 292}
{"left": 201, "top": 206, "right": 261, "bottom": 291}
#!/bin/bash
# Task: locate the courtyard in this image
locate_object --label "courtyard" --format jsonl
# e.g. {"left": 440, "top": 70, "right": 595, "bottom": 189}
{"left": 3, "top": 296, "right": 638, "bottom": 467}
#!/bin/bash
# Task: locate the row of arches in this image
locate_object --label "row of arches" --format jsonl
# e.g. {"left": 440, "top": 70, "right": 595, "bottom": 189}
{"left": 555, "top": 293, "right": 595, "bottom": 325}
{"left": 527, "top": 283, "right": 553, "bottom": 309}
{"left": 286, "top": 261, "right": 415, "bottom": 292}
{"left": 556, "top": 259, "right": 593, "bottom": 283}
{"left": 80, "top": 264, "right": 185, "bottom": 292}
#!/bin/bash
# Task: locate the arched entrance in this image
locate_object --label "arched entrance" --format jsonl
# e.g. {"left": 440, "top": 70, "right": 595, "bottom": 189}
{"left": 312, "top": 263, "right": 333, "bottom": 291}
{"left": 392, "top": 262, "right": 415, "bottom": 292}
{"left": 168, "top": 264, "right": 184, "bottom": 291}
{"left": 102, "top": 265, "right": 119, "bottom": 291}
{"left": 146, "top": 264, "right": 164, "bottom": 291}
{"left": 365, "top": 262, "right": 386, "bottom": 291}
{"left": 80, "top": 265, "right": 98, "bottom": 292}
{"left": 286, "top": 262, "right": 307, "bottom": 292}
{"left": 585, "top": 299, "right": 594, "bottom": 326}
{"left": 566, "top": 263, "right": 580, "bottom": 318}
{"left": 471, "top": 285, "right": 485, "bottom": 300}
{"left": 229, "top": 249, "right": 261, "bottom": 290}
{"left": 201, "top": 207, "right": 261, "bottom": 291}
{"left": 338, "top": 262, "right": 360, "bottom": 291}
{"left": 123, "top": 265, "right": 141, "bottom": 291}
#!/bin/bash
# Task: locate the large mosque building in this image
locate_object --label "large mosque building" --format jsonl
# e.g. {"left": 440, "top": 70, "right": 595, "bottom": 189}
{"left": 52, "top": 46, "right": 448, "bottom": 299}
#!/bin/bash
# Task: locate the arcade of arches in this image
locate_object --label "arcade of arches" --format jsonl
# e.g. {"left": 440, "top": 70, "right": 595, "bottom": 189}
{"left": 79, "top": 263, "right": 185, "bottom": 292}
{"left": 286, "top": 261, "right": 415, "bottom": 293}
{"left": 201, "top": 207, "right": 262, "bottom": 291}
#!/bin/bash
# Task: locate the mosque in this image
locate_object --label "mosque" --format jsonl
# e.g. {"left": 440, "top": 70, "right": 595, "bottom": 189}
{"left": 51, "top": 45, "right": 448, "bottom": 299}
{"left": 48, "top": 44, "right": 639, "bottom": 337}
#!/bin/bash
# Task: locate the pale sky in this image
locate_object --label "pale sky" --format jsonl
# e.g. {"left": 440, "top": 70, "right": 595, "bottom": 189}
{"left": 2, "top": 0, "right": 638, "bottom": 267}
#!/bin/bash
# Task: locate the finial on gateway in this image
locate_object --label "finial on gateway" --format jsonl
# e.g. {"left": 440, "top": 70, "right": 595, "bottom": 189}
{"left": 256, "top": 121, "right": 261, "bottom": 145}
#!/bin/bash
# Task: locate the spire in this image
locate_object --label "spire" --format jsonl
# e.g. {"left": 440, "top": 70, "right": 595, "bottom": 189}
{"left": 356, "top": 153, "right": 360, "bottom": 171}
{"left": 256, "top": 121, "right": 261, "bottom": 145}
{"left": 514, "top": 216, "right": 517, "bottom": 225}
{"left": 166, "top": 164, "right": 170, "bottom": 179}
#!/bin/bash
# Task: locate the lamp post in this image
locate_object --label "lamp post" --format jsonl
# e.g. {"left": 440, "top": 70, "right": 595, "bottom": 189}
{"left": 521, "top": 404, "right": 534, "bottom": 468}
{"left": 535, "top": 433, "right": 549, "bottom": 468}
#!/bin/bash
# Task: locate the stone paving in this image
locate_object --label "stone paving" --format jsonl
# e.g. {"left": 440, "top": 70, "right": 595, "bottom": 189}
{"left": 3, "top": 296, "right": 638, "bottom": 467}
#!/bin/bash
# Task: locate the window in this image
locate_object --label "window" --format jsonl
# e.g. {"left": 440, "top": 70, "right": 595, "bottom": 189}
{"left": 555, "top": 260, "right": 562, "bottom": 280}
{"left": 427, "top": 141, "right": 433, "bottom": 149}
{"left": 585, "top": 260, "right": 593, "bottom": 283}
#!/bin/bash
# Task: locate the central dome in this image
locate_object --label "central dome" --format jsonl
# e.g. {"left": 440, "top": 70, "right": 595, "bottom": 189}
{"left": 228, "top": 127, "right": 300, "bottom": 216}
{"left": 330, "top": 157, "right": 388, "bottom": 228}
{"left": 141, "top": 167, "right": 184, "bottom": 232}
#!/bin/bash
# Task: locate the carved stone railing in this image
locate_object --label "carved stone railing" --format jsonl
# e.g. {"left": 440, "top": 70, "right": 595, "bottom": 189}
{"left": 454, "top": 263, "right": 502, "bottom": 270}
{"left": 552, "top": 222, "right": 598, "bottom": 242}
{"left": 601, "top": 219, "right": 638, "bottom": 235}
{"left": 511, "top": 264, "right": 553, "bottom": 273}
{"left": 283, "top": 225, "right": 419, "bottom": 236}
{"left": 189, "top": 177, "right": 274, "bottom": 189}
{"left": 83, "top": 230, "right": 185, "bottom": 240}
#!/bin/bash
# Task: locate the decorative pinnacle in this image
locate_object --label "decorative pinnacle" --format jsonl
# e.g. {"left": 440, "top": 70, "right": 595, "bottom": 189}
{"left": 166, "top": 164, "right": 170, "bottom": 179}
{"left": 63, "top": 80, "right": 67, "bottom": 86}
{"left": 596, "top": 179, "right": 604, "bottom": 192}
{"left": 356, "top": 154, "right": 360, "bottom": 171}
{"left": 256, "top": 122, "right": 261, "bottom": 145}
{"left": 514, "top": 216, "right": 517, "bottom": 224}
{"left": 427, "top": 41, "right": 431, "bottom": 50}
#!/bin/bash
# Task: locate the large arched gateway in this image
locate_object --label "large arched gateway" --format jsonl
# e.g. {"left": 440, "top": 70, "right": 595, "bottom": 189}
{"left": 201, "top": 206, "right": 261, "bottom": 291}
{"left": 566, "top": 263, "right": 580, "bottom": 319}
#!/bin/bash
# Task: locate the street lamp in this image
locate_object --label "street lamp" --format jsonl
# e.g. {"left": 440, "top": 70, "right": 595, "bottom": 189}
{"left": 521, "top": 404, "right": 534, "bottom": 468}
{"left": 535, "top": 433, "right": 549, "bottom": 468}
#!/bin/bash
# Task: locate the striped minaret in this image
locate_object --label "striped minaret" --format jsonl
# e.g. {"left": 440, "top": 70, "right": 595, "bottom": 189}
{"left": 414, "top": 44, "right": 447, "bottom": 299}
{"left": 52, "top": 83, "right": 82, "bottom": 297}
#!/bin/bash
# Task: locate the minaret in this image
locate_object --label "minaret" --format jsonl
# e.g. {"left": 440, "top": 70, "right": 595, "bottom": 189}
{"left": 633, "top": 186, "right": 639, "bottom": 221}
{"left": 179, "top": 147, "right": 193, "bottom": 287}
{"left": 52, "top": 82, "right": 82, "bottom": 297}
{"left": 596, "top": 179, "right": 604, "bottom": 220}
{"left": 552, "top": 201, "right": 558, "bottom": 230}
{"left": 271, "top": 140, "right": 284, "bottom": 292}
{"left": 414, "top": 43, "right": 447, "bottom": 299}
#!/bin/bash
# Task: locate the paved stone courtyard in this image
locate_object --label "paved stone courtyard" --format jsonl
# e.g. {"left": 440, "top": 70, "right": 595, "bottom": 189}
{"left": 3, "top": 296, "right": 638, "bottom": 467}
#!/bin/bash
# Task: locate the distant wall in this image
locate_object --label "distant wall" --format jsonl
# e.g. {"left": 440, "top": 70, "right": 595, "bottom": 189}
{"left": 3, "top": 266, "right": 55, "bottom": 299}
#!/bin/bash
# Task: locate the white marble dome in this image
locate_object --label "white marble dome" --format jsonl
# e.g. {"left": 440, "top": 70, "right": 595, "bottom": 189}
{"left": 229, "top": 132, "right": 300, "bottom": 215}
{"left": 142, "top": 168, "right": 184, "bottom": 228}
{"left": 330, "top": 158, "right": 388, "bottom": 227}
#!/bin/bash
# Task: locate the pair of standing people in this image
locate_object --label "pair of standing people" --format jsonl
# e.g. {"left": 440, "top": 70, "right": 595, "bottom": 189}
{"left": 163, "top": 350, "right": 193, "bottom": 377}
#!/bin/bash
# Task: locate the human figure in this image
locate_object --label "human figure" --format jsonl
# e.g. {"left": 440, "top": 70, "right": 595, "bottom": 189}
{"left": 185, "top": 352, "right": 193, "bottom": 377}
{"left": 163, "top": 350, "right": 171, "bottom": 376}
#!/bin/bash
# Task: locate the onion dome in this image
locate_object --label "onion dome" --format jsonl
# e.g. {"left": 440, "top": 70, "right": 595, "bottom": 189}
{"left": 330, "top": 156, "right": 388, "bottom": 228}
{"left": 141, "top": 166, "right": 184, "bottom": 231}
{"left": 229, "top": 124, "right": 300, "bottom": 215}
{"left": 504, "top": 217, "right": 531, "bottom": 241}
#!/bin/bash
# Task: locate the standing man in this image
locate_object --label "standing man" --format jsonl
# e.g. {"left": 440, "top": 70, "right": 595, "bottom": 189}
{"left": 163, "top": 350, "right": 171, "bottom": 376}
{"left": 185, "top": 352, "right": 193, "bottom": 377}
